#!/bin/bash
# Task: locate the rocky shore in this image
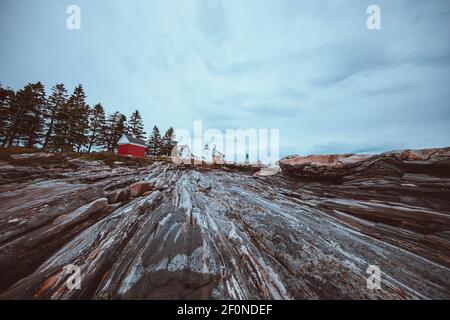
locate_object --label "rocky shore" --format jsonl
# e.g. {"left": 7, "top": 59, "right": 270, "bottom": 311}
{"left": 0, "top": 148, "right": 449, "bottom": 299}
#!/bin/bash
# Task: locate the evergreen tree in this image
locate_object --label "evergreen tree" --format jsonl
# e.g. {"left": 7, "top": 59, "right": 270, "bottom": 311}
{"left": 52, "top": 94, "right": 72, "bottom": 152}
{"left": 127, "top": 110, "right": 146, "bottom": 139}
{"left": 68, "top": 85, "right": 90, "bottom": 153}
{"left": 51, "top": 84, "right": 89, "bottom": 152}
{"left": 0, "top": 81, "right": 179, "bottom": 157}
{"left": 161, "top": 127, "right": 177, "bottom": 156}
{"left": 87, "top": 103, "right": 106, "bottom": 153}
{"left": 103, "top": 112, "right": 119, "bottom": 152}
{"left": 147, "top": 125, "right": 162, "bottom": 157}
{"left": 0, "top": 84, "right": 15, "bottom": 146}
{"left": 24, "top": 82, "right": 46, "bottom": 147}
{"left": 3, "top": 82, "right": 46, "bottom": 148}
{"left": 43, "top": 84, "right": 67, "bottom": 149}
{"left": 103, "top": 112, "right": 127, "bottom": 152}
{"left": 111, "top": 114, "right": 127, "bottom": 152}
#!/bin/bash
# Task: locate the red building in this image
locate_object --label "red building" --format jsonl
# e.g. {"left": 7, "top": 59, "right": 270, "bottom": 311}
{"left": 117, "top": 134, "right": 147, "bottom": 158}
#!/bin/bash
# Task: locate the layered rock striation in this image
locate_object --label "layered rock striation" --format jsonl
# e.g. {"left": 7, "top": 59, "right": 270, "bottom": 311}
{"left": 0, "top": 149, "right": 449, "bottom": 299}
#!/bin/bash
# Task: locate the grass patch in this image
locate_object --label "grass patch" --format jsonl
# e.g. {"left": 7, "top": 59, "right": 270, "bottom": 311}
{"left": 0, "top": 147, "right": 41, "bottom": 161}
{"left": 76, "top": 152, "right": 153, "bottom": 167}
{"left": 0, "top": 148, "right": 156, "bottom": 168}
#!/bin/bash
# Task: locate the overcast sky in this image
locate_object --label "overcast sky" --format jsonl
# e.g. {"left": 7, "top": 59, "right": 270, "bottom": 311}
{"left": 1, "top": 0, "right": 449, "bottom": 157}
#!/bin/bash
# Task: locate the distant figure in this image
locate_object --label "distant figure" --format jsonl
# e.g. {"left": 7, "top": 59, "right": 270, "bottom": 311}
{"left": 245, "top": 152, "right": 249, "bottom": 164}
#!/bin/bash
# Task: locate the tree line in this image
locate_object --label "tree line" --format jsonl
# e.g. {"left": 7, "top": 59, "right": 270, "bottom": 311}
{"left": 0, "top": 82, "right": 176, "bottom": 157}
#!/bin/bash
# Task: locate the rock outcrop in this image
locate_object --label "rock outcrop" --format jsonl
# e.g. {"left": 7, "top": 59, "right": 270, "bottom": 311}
{"left": 0, "top": 149, "right": 449, "bottom": 299}
{"left": 252, "top": 166, "right": 280, "bottom": 178}
{"left": 279, "top": 147, "right": 450, "bottom": 180}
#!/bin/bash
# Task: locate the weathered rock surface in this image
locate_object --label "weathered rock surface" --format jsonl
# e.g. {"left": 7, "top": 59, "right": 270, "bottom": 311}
{"left": 128, "top": 181, "right": 154, "bottom": 197}
{"left": 279, "top": 147, "right": 450, "bottom": 180}
{"left": 9, "top": 152, "right": 53, "bottom": 160}
{"left": 106, "top": 188, "right": 130, "bottom": 204}
{"left": 67, "top": 158, "right": 104, "bottom": 169}
{"left": 253, "top": 166, "right": 281, "bottom": 178}
{"left": 0, "top": 149, "right": 449, "bottom": 299}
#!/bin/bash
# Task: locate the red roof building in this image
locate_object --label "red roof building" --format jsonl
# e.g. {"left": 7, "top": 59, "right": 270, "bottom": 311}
{"left": 117, "top": 134, "right": 147, "bottom": 158}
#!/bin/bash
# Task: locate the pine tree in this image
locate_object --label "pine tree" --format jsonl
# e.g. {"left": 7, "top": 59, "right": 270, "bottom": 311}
{"left": 52, "top": 95, "right": 72, "bottom": 152}
{"left": 103, "top": 112, "right": 127, "bottom": 152}
{"left": 87, "top": 103, "right": 106, "bottom": 153}
{"left": 43, "top": 84, "right": 67, "bottom": 149}
{"left": 102, "top": 112, "right": 119, "bottom": 152}
{"left": 2, "top": 89, "right": 21, "bottom": 147}
{"left": 1, "top": 81, "right": 179, "bottom": 157}
{"left": 127, "top": 110, "right": 146, "bottom": 139}
{"left": 3, "top": 82, "right": 46, "bottom": 148}
{"left": 147, "top": 125, "right": 162, "bottom": 157}
{"left": 24, "top": 82, "right": 46, "bottom": 147}
{"left": 51, "top": 84, "right": 89, "bottom": 152}
{"left": 0, "top": 84, "right": 15, "bottom": 146}
{"left": 161, "top": 127, "right": 177, "bottom": 156}
{"left": 111, "top": 114, "right": 127, "bottom": 152}
{"left": 67, "top": 85, "right": 89, "bottom": 152}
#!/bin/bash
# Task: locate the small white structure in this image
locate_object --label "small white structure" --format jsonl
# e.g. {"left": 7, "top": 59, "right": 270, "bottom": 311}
{"left": 174, "top": 144, "right": 225, "bottom": 165}
{"left": 202, "top": 144, "right": 211, "bottom": 162}
{"left": 212, "top": 145, "right": 224, "bottom": 164}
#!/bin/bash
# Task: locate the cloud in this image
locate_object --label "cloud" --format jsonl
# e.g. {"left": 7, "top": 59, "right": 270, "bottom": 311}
{"left": 362, "top": 83, "right": 414, "bottom": 97}
{"left": 309, "top": 140, "right": 402, "bottom": 156}
{"left": 1, "top": 0, "right": 449, "bottom": 157}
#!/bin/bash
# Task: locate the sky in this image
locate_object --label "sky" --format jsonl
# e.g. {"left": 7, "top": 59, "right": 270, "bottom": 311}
{"left": 1, "top": 0, "right": 450, "bottom": 158}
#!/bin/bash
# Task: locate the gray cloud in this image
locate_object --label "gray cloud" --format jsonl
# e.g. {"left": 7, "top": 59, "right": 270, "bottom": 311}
{"left": 309, "top": 141, "right": 403, "bottom": 156}
{"left": 1, "top": 0, "right": 449, "bottom": 158}
{"left": 362, "top": 83, "right": 414, "bottom": 97}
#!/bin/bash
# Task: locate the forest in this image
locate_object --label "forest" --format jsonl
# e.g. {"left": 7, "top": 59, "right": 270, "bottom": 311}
{"left": 0, "top": 82, "right": 176, "bottom": 157}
